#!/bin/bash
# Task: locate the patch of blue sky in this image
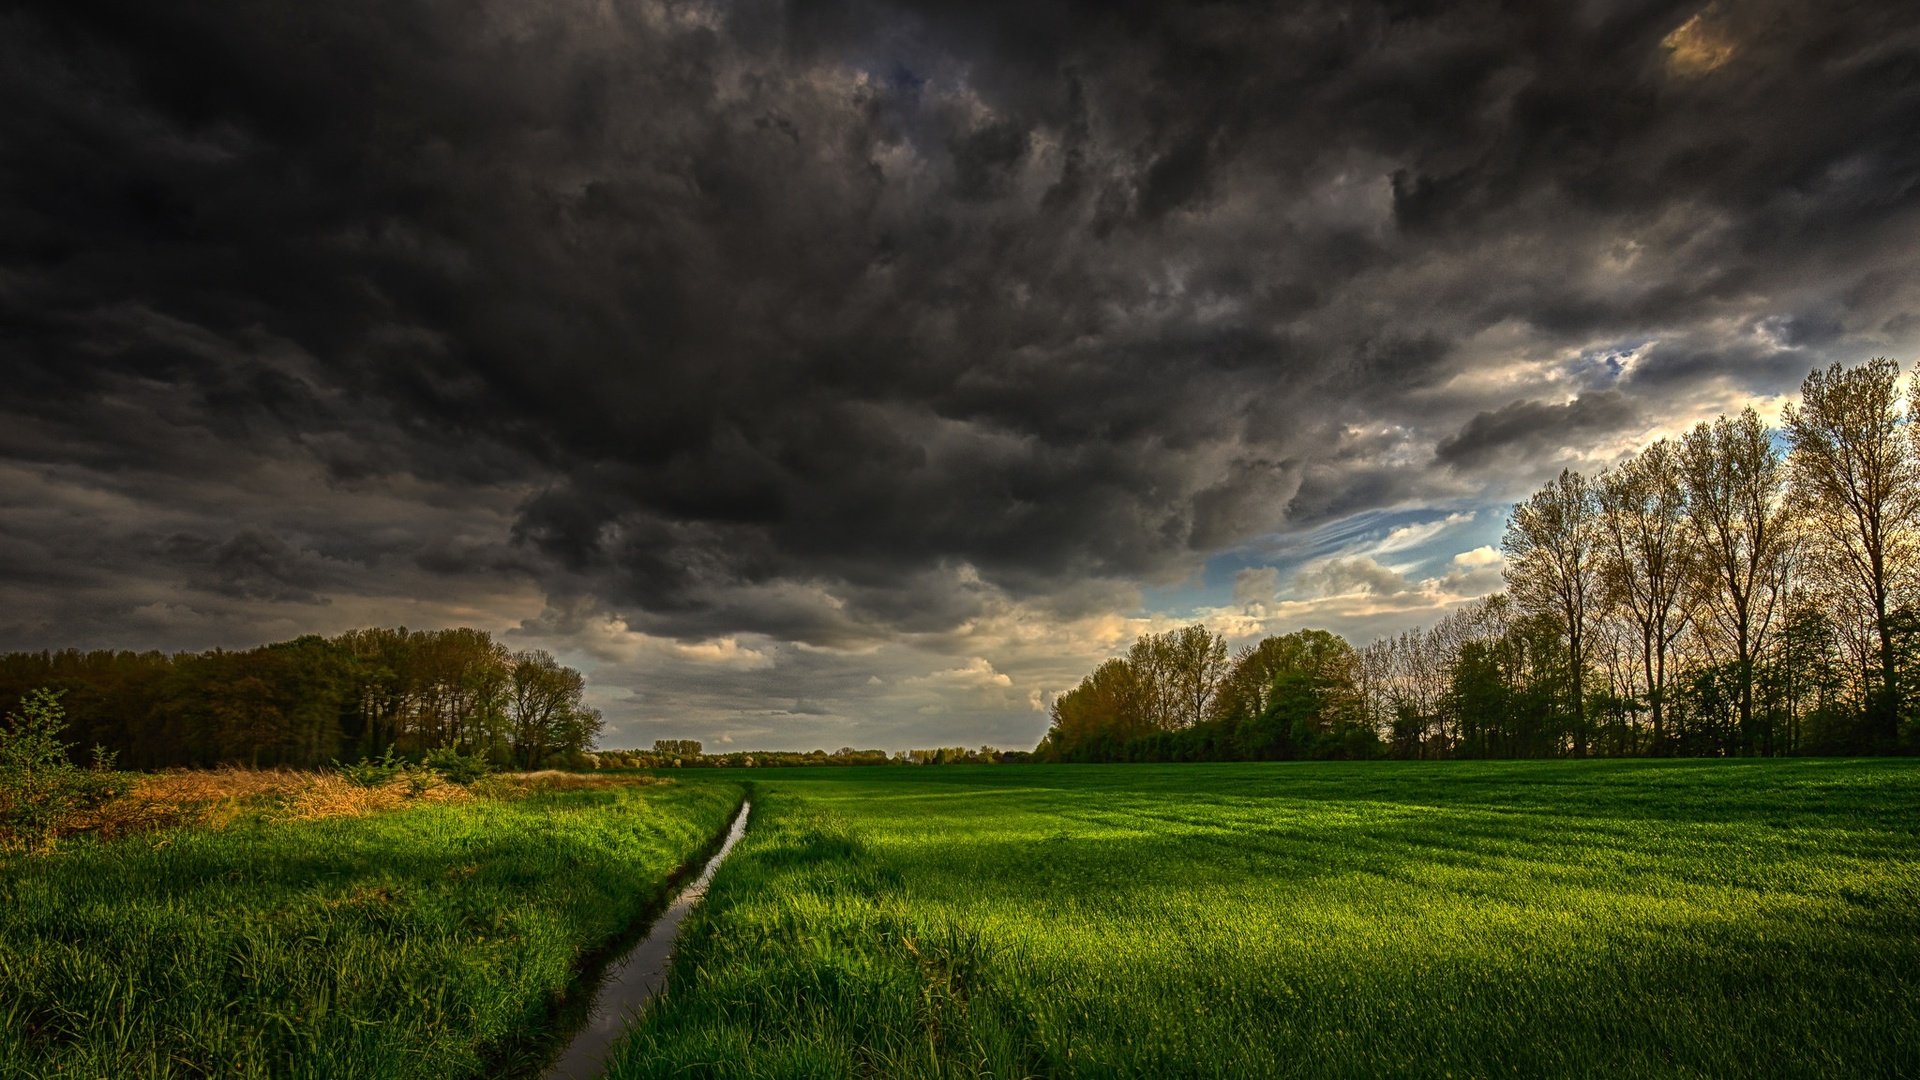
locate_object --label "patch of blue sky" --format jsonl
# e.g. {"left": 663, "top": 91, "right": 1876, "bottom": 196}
{"left": 1270, "top": 506, "right": 1487, "bottom": 566}
{"left": 1163, "top": 504, "right": 1506, "bottom": 611}
{"left": 1565, "top": 338, "right": 1651, "bottom": 388}
{"left": 1139, "top": 579, "right": 1229, "bottom": 613}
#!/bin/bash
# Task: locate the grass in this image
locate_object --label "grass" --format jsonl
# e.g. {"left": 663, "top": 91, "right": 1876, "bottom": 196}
{"left": 0, "top": 773, "right": 743, "bottom": 1079}
{"left": 607, "top": 760, "right": 1920, "bottom": 1079}
{"left": 78, "top": 766, "right": 475, "bottom": 840}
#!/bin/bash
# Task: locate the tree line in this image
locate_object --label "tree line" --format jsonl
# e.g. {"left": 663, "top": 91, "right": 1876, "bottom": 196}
{"left": 588, "top": 743, "right": 1035, "bottom": 769}
{"left": 1040, "top": 358, "right": 1920, "bottom": 762}
{"left": 0, "top": 627, "right": 603, "bottom": 769}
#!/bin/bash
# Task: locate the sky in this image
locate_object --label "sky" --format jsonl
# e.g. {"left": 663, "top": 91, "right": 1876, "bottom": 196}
{"left": 3, "top": 0, "right": 1918, "bottom": 752}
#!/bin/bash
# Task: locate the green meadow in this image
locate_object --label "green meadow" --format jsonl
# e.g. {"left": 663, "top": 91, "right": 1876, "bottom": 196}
{"left": 3, "top": 761, "right": 1916, "bottom": 1079}
{"left": 0, "top": 776, "right": 742, "bottom": 1079}
{"left": 610, "top": 761, "right": 1920, "bottom": 1079}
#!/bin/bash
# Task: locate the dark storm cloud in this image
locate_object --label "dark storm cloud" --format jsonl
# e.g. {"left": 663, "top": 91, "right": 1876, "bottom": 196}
{"left": 3, "top": 0, "right": 1919, "bottom": 666}
{"left": 1435, "top": 391, "right": 1641, "bottom": 472}
{"left": 1623, "top": 338, "right": 1810, "bottom": 390}
{"left": 172, "top": 529, "right": 334, "bottom": 605}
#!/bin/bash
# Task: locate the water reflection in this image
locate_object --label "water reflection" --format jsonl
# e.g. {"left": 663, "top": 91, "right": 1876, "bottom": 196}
{"left": 543, "top": 800, "right": 751, "bottom": 1080}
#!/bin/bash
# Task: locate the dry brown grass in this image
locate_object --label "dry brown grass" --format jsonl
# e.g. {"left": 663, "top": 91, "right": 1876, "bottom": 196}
{"left": 11, "top": 765, "right": 662, "bottom": 848}
{"left": 480, "top": 770, "right": 670, "bottom": 795}
{"left": 63, "top": 766, "right": 474, "bottom": 842}
{"left": 287, "top": 772, "right": 470, "bottom": 820}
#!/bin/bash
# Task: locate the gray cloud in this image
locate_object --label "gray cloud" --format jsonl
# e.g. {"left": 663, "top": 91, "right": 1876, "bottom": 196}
{"left": 1295, "top": 556, "right": 1414, "bottom": 599}
{"left": 1435, "top": 391, "right": 1642, "bottom": 472}
{"left": 3, "top": 0, "right": 1918, "bottom": 745}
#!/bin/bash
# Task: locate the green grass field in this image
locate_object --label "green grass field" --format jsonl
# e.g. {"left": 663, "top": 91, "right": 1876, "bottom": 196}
{"left": 609, "top": 761, "right": 1920, "bottom": 1079}
{"left": 0, "top": 776, "right": 742, "bottom": 1080}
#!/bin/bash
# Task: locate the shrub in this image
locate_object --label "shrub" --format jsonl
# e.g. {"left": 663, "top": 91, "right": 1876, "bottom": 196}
{"left": 334, "top": 746, "right": 405, "bottom": 788}
{"left": 0, "top": 688, "right": 123, "bottom": 852}
{"left": 422, "top": 747, "right": 493, "bottom": 785}
{"left": 399, "top": 761, "right": 441, "bottom": 796}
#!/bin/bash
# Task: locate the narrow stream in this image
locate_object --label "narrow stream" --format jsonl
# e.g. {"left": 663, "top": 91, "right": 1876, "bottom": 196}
{"left": 541, "top": 799, "right": 752, "bottom": 1080}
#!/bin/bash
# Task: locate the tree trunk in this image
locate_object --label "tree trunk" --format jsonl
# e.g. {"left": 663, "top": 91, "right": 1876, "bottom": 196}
{"left": 1570, "top": 628, "right": 1587, "bottom": 757}
{"left": 1643, "top": 623, "right": 1663, "bottom": 755}
{"left": 1876, "top": 588, "right": 1899, "bottom": 745}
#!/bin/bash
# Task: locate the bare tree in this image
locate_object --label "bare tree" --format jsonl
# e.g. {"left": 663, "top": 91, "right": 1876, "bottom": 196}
{"left": 1356, "top": 627, "right": 1456, "bottom": 756}
{"left": 1125, "top": 634, "right": 1179, "bottom": 732}
{"left": 1107, "top": 625, "right": 1232, "bottom": 733}
{"left": 1681, "top": 408, "right": 1793, "bottom": 751}
{"left": 1784, "top": 358, "right": 1920, "bottom": 744}
{"left": 1503, "top": 469, "right": 1601, "bottom": 754}
{"left": 1595, "top": 439, "right": 1694, "bottom": 752}
{"left": 1163, "top": 624, "right": 1231, "bottom": 729}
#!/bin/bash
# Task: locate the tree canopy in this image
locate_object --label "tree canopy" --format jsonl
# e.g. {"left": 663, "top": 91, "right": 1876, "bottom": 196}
{"left": 0, "top": 628, "right": 601, "bottom": 769}
{"left": 1042, "top": 358, "right": 1920, "bottom": 762}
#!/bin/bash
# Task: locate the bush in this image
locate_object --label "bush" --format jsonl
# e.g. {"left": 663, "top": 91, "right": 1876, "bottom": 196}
{"left": 399, "top": 761, "right": 441, "bottom": 797}
{"left": 334, "top": 746, "right": 405, "bottom": 788}
{"left": 423, "top": 747, "right": 493, "bottom": 785}
{"left": 0, "top": 688, "right": 123, "bottom": 852}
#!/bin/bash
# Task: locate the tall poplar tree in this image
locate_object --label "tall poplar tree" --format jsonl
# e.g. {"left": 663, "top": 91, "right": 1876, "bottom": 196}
{"left": 1680, "top": 408, "right": 1792, "bottom": 752}
{"left": 1503, "top": 469, "right": 1600, "bottom": 755}
{"left": 1596, "top": 439, "right": 1693, "bottom": 752}
{"left": 1784, "top": 358, "right": 1920, "bottom": 744}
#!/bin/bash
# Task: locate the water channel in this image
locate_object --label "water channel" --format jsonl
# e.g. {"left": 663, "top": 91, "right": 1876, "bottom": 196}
{"left": 541, "top": 799, "right": 752, "bottom": 1080}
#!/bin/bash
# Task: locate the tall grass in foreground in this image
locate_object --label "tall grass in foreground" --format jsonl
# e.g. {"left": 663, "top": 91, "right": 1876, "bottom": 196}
{"left": 609, "top": 761, "right": 1920, "bottom": 1079}
{"left": 0, "top": 776, "right": 742, "bottom": 1079}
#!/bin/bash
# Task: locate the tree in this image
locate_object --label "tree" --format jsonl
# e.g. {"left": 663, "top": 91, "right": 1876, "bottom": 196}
{"left": 1224, "top": 629, "right": 1366, "bottom": 759}
{"left": 335, "top": 627, "right": 413, "bottom": 759}
{"left": 1503, "top": 470, "right": 1600, "bottom": 754}
{"left": 1042, "top": 657, "right": 1146, "bottom": 760}
{"left": 1764, "top": 603, "right": 1844, "bottom": 754}
{"left": 1162, "top": 625, "right": 1230, "bottom": 729}
{"left": 1785, "top": 358, "right": 1920, "bottom": 745}
{"left": 0, "top": 627, "right": 600, "bottom": 770}
{"left": 1121, "top": 626, "right": 1226, "bottom": 733}
{"left": 1596, "top": 440, "right": 1694, "bottom": 752}
{"left": 1446, "top": 639, "right": 1508, "bottom": 758}
{"left": 0, "top": 689, "right": 120, "bottom": 852}
{"left": 1680, "top": 408, "right": 1793, "bottom": 755}
{"left": 1217, "top": 635, "right": 1304, "bottom": 726}
{"left": 506, "top": 650, "right": 594, "bottom": 767}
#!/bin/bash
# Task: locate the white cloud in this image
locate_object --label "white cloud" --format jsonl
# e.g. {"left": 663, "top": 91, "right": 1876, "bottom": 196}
{"left": 1370, "top": 511, "right": 1475, "bottom": 555}
{"left": 1294, "top": 555, "right": 1414, "bottom": 598}
{"left": 1231, "top": 565, "right": 1280, "bottom": 606}
{"left": 905, "top": 656, "right": 1015, "bottom": 689}
{"left": 1452, "top": 545, "right": 1503, "bottom": 568}
{"left": 571, "top": 616, "right": 777, "bottom": 670}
